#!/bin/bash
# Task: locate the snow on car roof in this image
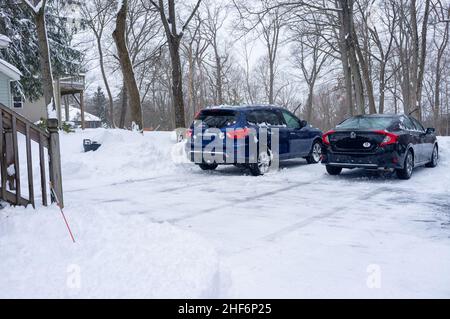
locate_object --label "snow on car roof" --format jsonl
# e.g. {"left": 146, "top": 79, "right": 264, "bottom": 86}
{"left": 205, "top": 104, "right": 283, "bottom": 110}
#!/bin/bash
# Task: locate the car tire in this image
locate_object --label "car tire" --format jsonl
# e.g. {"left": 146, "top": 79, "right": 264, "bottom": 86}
{"left": 396, "top": 150, "right": 414, "bottom": 180}
{"left": 425, "top": 145, "right": 439, "bottom": 168}
{"left": 326, "top": 165, "right": 342, "bottom": 176}
{"left": 249, "top": 151, "right": 272, "bottom": 176}
{"left": 198, "top": 163, "right": 218, "bottom": 171}
{"left": 306, "top": 140, "right": 322, "bottom": 164}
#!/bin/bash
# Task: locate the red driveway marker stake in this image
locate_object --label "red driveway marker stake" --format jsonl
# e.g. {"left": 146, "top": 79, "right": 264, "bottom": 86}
{"left": 50, "top": 182, "right": 76, "bottom": 243}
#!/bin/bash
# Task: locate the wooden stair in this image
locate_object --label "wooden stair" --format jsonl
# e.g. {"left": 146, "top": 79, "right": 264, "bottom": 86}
{"left": 0, "top": 103, "right": 63, "bottom": 208}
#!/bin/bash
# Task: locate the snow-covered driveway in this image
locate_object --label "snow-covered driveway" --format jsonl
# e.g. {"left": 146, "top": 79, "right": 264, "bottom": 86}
{"left": 2, "top": 130, "right": 450, "bottom": 298}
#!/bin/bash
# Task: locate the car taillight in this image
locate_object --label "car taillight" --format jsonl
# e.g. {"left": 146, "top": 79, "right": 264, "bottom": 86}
{"left": 374, "top": 130, "right": 398, "bottom": 146}
{"left": 186, "top": 129, "right": 193, "bottom": 138}
{"left": 226, "top": 128, "right": 249, "bottom": 139}
{"left": 322, "top": 130, "right": 336, "bottom": 145}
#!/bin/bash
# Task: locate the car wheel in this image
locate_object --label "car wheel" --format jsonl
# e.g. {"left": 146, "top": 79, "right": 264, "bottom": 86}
{"left": 198, "top": 163, "right": 218, "bottom": 171}
{"left": 425, "top": 145, "right": 439, "bottom": 168}
{"left": 396, "top": 150, "right": 414, "bottom": 180}
{"left": 249, "top": 151, "right": 271, "bottom": 176}
{"left": 326, "top": 165, "right": 342, "bottom": 175}
{"left": 306, "top": 140, "right": 322, "bottom": 164}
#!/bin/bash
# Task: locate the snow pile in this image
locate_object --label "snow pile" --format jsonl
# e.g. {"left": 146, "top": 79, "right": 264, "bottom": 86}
{"left": 0, "top": 129, "right": 220, "bottom": 298}
{"left": 60, "top": 129, "right": 188, "bottom": 190}
{"left": 2, "top": 129, "right": 450, "bottom": 298}
{"left": 437, "top": 136, "right": 450, "bottom": 168}
{"left": 0, "top": 198, "right": 220, "bottom": 298}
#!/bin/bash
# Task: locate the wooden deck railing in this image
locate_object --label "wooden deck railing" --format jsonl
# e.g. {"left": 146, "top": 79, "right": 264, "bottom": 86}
{"left": 0, "top": 103, "right": 63, "bottom": 208}
{"left": 59, "top": 74, "right": 85, "bottom": 94}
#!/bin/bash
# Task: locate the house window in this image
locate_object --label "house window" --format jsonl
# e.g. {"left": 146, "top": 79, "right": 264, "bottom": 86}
{"left": 12, "top": 96, "right": 22, "bottom": 108}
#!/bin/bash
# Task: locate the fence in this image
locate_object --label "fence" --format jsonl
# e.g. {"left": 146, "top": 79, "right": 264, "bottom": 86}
{"left": 0, "top": 103, "right": 63, "bottom": 208}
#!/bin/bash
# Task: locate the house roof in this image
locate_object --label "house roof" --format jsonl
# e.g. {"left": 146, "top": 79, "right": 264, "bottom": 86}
{"left": 0, "top": 58, "right": 22, "bottom": 81}
{"left": 62, "top": 105, "right": 101, "bottom": 122}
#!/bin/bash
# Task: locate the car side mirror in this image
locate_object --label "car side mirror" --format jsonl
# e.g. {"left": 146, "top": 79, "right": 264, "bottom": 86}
{"left": 299, "top": 120, "right": 307, "bottom": 128}
{"left": 426, "top": 128, "right": 435, "bottom": 135}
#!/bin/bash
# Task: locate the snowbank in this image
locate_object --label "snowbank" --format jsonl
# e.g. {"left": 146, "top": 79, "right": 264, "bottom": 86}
{"left": 2, "top": 130, "right": 449, "bottom": 298}
{"left": 0, "top": 129, "right": 220, "bottom": 298}
{"left": 437, "top": 136, "right": 450, "bottom": 167}
{"left": 60, "top": 129, "right": 189, "bottom": 191}
{"left": 0, "top": 204, "right": 220, "bottom": 298}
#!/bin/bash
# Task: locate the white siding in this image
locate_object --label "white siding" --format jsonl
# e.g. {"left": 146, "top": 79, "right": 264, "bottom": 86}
{"left": 0, "top": 72, "right": 11, "bottom": 108}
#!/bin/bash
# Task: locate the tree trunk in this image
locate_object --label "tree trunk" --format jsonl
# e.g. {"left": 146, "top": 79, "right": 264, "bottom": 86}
{"left": 348, "top": 49, "right": 365, "bottom": 114}
{"left": 409, "top": 0, "right": 431, "bottom": 120}
{"left": 434, "top": 69, "right": 441, "bottom": 133}
{"left": 213, "top": 45, "right": 223, "bottom": 105}
{"left": 415, "top": 0, "right": 431, "bottom": 120}
{"left": 35, "top": 5, "right": 55, "bottom": 118}
{"left": 119, "top": 82, "right": 128, "bottom": 129}
{"left": 338, "top": 28, "right": 354, "bottom": 116}
{"left": 112, "top": 0, "right": 143, "bottom": 130}
{"left": 354, "top": 32, "right": 376, "bottom": 114}
{"left": 433, "top": 19, "right": 449, "bottom": 134}
{"left": 64, "top": 95, "right": 69, "bottom": 122}
{"left": 168, "top": 38, "right": 186, "bottom": 128}
{"left": 378, "top": 61, "right": 386, "bottom": 114}
{"left": 339, "top": 0, "right": 365, "bottom": 115}
{"left": 187, "top": 46, "right": 195, "bottom": 119}
{"left": 306, "top": 84, "right": 314, "bottom": 123}
{"left": 268, "top": 60, "right": 274, "bottom": 104}
{"left": 96, "top": 36, "right": 115, "bottom": 127}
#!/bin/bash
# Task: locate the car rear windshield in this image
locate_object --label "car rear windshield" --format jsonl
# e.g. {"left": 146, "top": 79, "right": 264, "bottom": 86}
{"left": 337, "top": 117, "right": 395, "bottom": 130}
{"left": 194, "top": 109, "right": 238, "bottom": 128}
{"left": 246, "top": 110, "right": 284, "bottom": 127}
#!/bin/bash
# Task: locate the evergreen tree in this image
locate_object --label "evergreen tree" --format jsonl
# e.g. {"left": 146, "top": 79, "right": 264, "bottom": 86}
{"left": 0, "top": 0, "right": 83, "bottom": 101}
{"left": 91, "top": 86, "right": 107, "bottom": 123}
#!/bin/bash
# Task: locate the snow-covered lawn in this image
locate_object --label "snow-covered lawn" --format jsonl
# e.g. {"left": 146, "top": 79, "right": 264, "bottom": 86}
{"left": 1, "top": 129, "right": 449, "bottom": 298}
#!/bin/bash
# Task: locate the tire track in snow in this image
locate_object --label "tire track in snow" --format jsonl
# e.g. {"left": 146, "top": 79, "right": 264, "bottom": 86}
{"left": 165, "top": 177, "right": 325, "bottom": 223}
{"left": 63, "top": 173, "right": 182, "bottom": 193}
{"left": 263, "top": 187, "right": 390, "bottom": 242}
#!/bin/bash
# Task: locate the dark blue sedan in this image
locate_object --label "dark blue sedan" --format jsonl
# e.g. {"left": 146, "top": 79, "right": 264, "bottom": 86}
{"left": 185, "top": 105, "right": 323, "bottom": 175}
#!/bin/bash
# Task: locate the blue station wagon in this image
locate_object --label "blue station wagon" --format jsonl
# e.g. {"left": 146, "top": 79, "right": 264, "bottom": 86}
{"left": 185, "top": 105, "right": 323, "bottom": 175}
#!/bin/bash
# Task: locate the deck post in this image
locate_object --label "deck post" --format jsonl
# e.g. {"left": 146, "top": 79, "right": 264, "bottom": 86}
{"left": 47, "top": 118, "right": 63, "bottom": 208}
{"left": 80, "top": 91, "right": 85, "bottom": 130}
{"left": 55, "top": 77, "right": 62, "bottom": 129}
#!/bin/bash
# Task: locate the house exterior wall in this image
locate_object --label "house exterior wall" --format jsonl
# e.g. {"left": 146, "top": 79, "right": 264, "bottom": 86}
{"left": 19, "top": 96, "right": 48, "bottom": 123}
{"left": 0, "top": 72, "right": 12, "bottom": 108}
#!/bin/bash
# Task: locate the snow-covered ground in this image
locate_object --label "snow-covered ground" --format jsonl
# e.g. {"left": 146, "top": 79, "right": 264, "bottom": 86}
{"left": 1, "top": 129, "right": 449, "bottom": 298}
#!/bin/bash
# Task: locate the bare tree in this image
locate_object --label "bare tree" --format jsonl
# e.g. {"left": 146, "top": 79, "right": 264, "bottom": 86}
{"left": 291, "top": 15, "right": 330, "bottom": 122}
{"left": 392, "top": 0, "right": 431, "bottom": 118}
{"left": 181, "top": 12, "right": 209, "bottom": 118}
{"left": 112, "top": 0, "right": 143, "bottom": 129}
{"left": 202, "top": 1, "right": 229, "bottom": 105}
{"left": 365, "top": 0, "right": 397, "bottom": 113}
{"left": 149, "top": 0, "right": 202, "bottom": 128}
{"left": 233, "top": 1, "right": 286, "bottom": 104}
{"left": 81, "top": 0, "right": 116, "bottom": 127}
{"left": 431, "top": 0, "right": 449, "bottom": 131}
{"left": 261, "top": 9, "right": 283, "bottom": 104}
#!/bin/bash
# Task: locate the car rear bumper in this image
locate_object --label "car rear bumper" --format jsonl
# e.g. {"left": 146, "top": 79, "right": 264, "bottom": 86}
{"left": 321, "top": 147, "right": 404, "bottom": 169}
{"left": 185, "top": 142, "right": 258, "bottom": 164}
